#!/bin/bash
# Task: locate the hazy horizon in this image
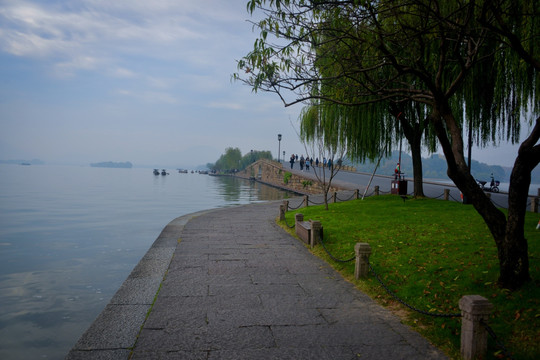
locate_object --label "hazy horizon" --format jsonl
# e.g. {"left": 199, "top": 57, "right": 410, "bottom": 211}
{"left": 0, "top": 0, "right": 535, "bottom": 170}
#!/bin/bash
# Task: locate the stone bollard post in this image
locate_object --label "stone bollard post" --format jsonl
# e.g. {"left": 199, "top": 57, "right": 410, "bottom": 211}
{"left": 459, "top": 295, "right": 493, "bottom": 360}
{"left": 354, "top": 243, "right": 372, "bottom": 279}
{"left": 279, "top": 204, "right": 286, "bottom": 221}
{"left": 310, "top": 220, "right": 322, "bottom": 249}
{"left": 332, "top": 191, "right": 337, "bottom": 203}
{"left": 531, "top": 197, "right": 538, "bottom": 213}
{"left": 295, "top": 213, "right": 304, "bottom": 228}
{"left": 374, "top": 186, "right": 380, "bottom": 196}
{"left": 303, "top": 195, "right": 309, "bottom": 207}
{"left": 283, "top": 200, "right": 289, "bottom": 212}
{"left": 444, "top": 189, "right": 450, "bottom": 201}
{"left": 355, "top": 189, "right": 359, "bottom": 200}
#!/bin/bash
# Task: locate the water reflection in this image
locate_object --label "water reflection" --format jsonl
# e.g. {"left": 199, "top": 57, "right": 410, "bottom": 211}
{"left": 212, "top": 176, "right": 294, "bottom": 203}
{"left": 0, "top": 166, "right": 296, "bottom": 360}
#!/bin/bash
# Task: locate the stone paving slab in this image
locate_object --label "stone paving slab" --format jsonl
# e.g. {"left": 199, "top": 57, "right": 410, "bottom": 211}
{"left": 67, "top": 201, "right": 448, "bottom": 360}
{"left": 130, "top": 202, "right": 447, "bottom": 359}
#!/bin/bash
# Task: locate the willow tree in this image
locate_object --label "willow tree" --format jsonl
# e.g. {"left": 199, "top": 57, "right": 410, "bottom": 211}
{"left": 307, "top": 5, "right": 438, "bottom": 199}
{"left": 240, "top": 0, "right": 439, "bottom": 197}
{"left": 299, "top": 104, "right": 348, "bottom": 209}
{"left": 236, "top": 0, "right": 539, "bottom": 289}
{"left": 299, "top": 98, "right": 436, "bottom": 197}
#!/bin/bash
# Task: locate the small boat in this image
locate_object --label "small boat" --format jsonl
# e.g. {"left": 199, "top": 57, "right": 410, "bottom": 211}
{"left": 153, "top": 169, "right": 160, "bottom": 175}
{"left": 178, "top": 169, "right": 188, "bottom": 173}
{"left": 161, "top": 169, "right": 169, "bottom": 175}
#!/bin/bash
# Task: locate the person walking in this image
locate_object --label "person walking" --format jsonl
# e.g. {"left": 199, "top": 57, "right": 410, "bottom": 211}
{"left": 289, "top": 154, "right": 295, "bottom": 169}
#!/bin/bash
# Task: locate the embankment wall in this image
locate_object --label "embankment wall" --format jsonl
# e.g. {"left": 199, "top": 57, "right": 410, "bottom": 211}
{"left": 235, "top": 159, "right": 344, "bottom": 195}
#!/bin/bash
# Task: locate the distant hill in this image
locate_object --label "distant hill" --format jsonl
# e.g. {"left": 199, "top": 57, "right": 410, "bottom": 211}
{"left": 90, "top": 161, "right": 133, "bottom": 168}
{"left": 0, "top": 159, "right": 44, "bottom": 165}
{"left": 349, "top": 151, "right": 540, "bottom": 184}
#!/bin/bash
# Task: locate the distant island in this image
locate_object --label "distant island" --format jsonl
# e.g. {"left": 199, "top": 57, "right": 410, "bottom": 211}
{"left": 90, "top": 161, "right": 133, "bottom": 168}
{"left": 0, "top": 159, "right": 44, "bottom": 165}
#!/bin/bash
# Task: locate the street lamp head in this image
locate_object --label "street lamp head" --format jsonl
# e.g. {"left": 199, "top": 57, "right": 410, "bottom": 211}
{"left": 278, "top": 134, "right": 282, "bottom": 141}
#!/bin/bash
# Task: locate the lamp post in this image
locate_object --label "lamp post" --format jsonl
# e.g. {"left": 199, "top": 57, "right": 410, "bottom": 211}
{"left": 277, "top": 134, "right": 282, "bottom": 163}
{"left": 283, "top": 150, "right": 285, "bottom": 164}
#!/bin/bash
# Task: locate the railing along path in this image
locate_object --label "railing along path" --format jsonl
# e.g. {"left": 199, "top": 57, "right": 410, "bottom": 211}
{"left": 279, "top": 184, "right": 525, "bottom": 360}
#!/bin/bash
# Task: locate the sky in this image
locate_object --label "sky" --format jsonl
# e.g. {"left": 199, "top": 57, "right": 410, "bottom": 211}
{"left": 0, "top": 0, "right": 534, "bottom": 168}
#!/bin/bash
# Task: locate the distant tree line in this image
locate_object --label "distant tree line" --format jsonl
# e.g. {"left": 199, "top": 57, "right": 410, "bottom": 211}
{"left": 351, "top": 152, "right": 517, "bottom": 183}
{"left": 90, "top": 161, "right": 133, "bottom": 168}
{"left": 207, "top": 147, "right": 273, "bottom": 172}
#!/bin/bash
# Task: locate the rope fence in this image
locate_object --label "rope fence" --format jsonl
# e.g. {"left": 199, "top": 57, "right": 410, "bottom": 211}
{"left": 307, "top": 197, "right": 326, "bottom": 206}
{"left": 368, "top": 261, "right": 462, "bottom": 318}
{"left": 282, "top": 185, "right": 534, "bottom": 213}
{"left": 431, "top": 192, "right": 446, "bottom": 200}
{"left": 336, "top": 191, "right": 357, "bottom": 202}
{"left": 318, "top": 232, "right": 356, "bottom": 263}
{"left": 278, "top": 184, "right": 524, "bottom": 359}
{"left": 482, "top": 319, "right": 515, "bottom": 360}
{"left": 287, "top": 201, "right": 304, "bottom": 210}
{"left": 309, "top": 222, "right": 514, "bottom": 359}
{"left": 317, "top": 231, "right": 462, "bottom": 318}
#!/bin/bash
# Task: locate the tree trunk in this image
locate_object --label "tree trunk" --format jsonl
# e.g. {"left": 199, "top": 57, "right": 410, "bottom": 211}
{"left": 501, "top": 159, "right": 532, "bottom": 288}
{"left": 410, "top": 145, "right": 425, "bottom": 197}
{"left": 499, "top": 117, "right": 540, "bottom": 288}
{"left": 430, "top": 105, "right": 537, "bottom": 289}
{"left": 394, "top": 108, "right": 426, "bottom": 197}
{"left": 400, "top": 128, "right": 425, "bottom": 197}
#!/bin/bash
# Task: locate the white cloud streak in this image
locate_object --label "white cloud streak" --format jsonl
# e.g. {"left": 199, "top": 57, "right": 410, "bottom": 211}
{"left": 0, "top": 0, "right": 310, "bottom": 166}
{"left": 0, "top": 0, "right": 245, "bottom": 75}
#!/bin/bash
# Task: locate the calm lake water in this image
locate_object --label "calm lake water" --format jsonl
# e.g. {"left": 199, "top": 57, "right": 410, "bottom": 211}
{"left": 0, "top": 164, "right": 294, "bottom": 360}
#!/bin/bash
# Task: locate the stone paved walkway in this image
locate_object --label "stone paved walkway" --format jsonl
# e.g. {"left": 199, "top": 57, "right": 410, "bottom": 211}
{"left": 67, "top": 201, "right": 447, "bottom": 359}
{"left": 131, "top": 202, "right": 446, "bottom": 359}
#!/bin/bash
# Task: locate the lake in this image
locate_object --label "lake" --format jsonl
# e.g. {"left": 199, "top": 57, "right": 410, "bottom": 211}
{"left": 0, "top": 164, "right": 295, "bottom": 359}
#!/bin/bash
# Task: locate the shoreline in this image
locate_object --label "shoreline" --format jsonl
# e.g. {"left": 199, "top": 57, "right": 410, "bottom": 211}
{"left": 65, "top": 208, "right": 218, "bottom": 358}
{"left": 65, "top": 172, "right": 538, "bottom": 357}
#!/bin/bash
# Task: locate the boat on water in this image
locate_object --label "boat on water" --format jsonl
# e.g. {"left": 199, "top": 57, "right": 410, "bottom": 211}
{"left": 161, "top": 169, "right": 169, "bottom": 175}
{"left": 153, "top": 169, "right": 160, "bottom": 175}
{"left": 178, "top": 169, "right": 188, "bottom": 173}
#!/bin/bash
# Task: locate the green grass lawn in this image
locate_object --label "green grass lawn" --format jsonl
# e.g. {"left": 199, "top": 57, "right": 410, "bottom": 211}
{"left": 281, "top": 195, "right": 539, "bottom": 359}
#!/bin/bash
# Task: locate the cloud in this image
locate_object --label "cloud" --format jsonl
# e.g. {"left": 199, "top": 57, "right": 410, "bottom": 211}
{"left": 0, "top": 0, "right": 224, "bottom": 76}
{"left": 0, "top": 0, "right": 310, "bottom": 166}
{"left": 115, "top": 89, "right": 178, "bottom": 104}
{"left": 110, "top": 67, "right": 137, "bottom": 79}
{"left": 207, "top": 102, "right": 244, "bottom": 110}
{"left": 53, "top": 55, "right": 104, "bottom": 77}
{"left": 145, "top": 76, "right": 173, "bottom": 89}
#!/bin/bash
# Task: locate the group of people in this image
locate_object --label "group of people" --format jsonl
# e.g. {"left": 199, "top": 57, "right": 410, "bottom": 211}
{"left": 289, "top": 154, "right": 311, "bottom": 170}
{"left": 289, "top": 155, "right": 338, "bottom": 171}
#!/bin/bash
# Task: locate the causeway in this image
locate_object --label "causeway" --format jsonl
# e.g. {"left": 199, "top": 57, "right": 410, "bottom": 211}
{"left": 67, "top": 200, "right": 447, "bottom": 359}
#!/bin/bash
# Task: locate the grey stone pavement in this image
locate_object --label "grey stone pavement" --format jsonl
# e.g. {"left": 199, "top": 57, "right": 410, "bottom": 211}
{"left": 67, "top": 201, "right": 447, "bottom": 360}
